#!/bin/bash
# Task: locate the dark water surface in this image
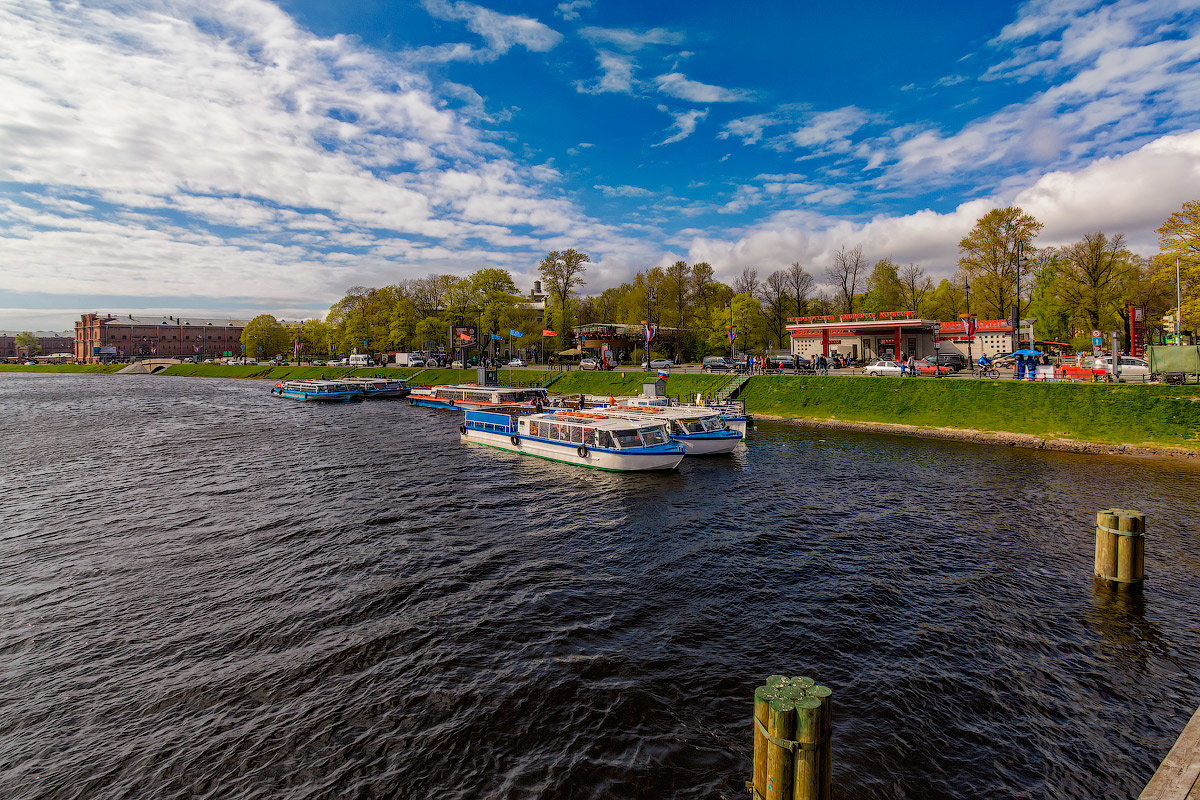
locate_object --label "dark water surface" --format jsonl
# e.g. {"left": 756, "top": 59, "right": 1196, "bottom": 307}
{"left": 2, "top": 372, "right": 1198, "bottom": 800}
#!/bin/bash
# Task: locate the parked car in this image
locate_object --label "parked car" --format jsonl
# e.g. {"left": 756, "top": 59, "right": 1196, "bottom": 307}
{"left": 310, "top": 359, "right": 326, "bottom": 366}
{"left": 580, "top": 358, "right": 600, "bottom": 370}
{"left": 508, "top": 358, "right": 528, "bottom": 367}
{"left": 1093, "top": 355, "right": 1150, "bottom": 380}
{"left": 935, "top": 353, "right": 968, "bottom": 371}
{"left": 641, "top": 358, "right": 674, "bottom": 370}
{"left": 912, "top": 359, "right": 952, "bottom": 376}
{"left": 863, "top": 359, "right": 903, "bottom": 376}
{"left": 701, "top": 356, "right": 735, "bottom": 372}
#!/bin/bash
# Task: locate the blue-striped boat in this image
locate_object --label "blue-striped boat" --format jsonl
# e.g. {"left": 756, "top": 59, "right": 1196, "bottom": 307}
{"left": 270, "top": 379, "right": 363, "bottom": 402}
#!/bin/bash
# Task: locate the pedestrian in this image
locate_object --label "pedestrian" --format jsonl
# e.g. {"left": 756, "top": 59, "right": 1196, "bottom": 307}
{"left": 578, "top": 394, "right": 586, "bottom": 409}
{"left": 607, "top": 394, "right": 615, "bottom": 406}
{"left": 907, "top": 354, "right": 916, "bottom": 376}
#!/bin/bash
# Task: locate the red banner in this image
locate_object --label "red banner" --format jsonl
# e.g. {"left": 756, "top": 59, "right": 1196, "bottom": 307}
{"left": 542, "top": 329, "right": 556, "bottom": 336}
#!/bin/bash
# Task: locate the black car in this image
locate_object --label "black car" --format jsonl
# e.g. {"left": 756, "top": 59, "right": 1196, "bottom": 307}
{"left": 935, "top": 352, "right": 968, "bottom": 371}
{"left": 702, "top": 356, "right": 735, "bottom": 372}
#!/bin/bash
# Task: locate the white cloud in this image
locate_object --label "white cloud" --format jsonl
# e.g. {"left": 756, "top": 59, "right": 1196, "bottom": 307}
{"left": 594, "top": 184, "right": 656, "bottom": 198}
{"left": 579, "top": 26, "right": 685, "bottom": 51}
{"left": 574, "top": 51, "right": 637, "bottom": 95}
{"left": 683, "top": 129, "right": 1200, "bottom": 286}
{"left": 653, "top": 107, "right": 708, "bottom": 146}
{"left": 654, "top": 72, "right": 752, "bottom": 103}
{"left": 418, "top": 0, "right": 562, "bottom": 62}
{"left": 555, "top": 0, "right": 593, "bottom": 21}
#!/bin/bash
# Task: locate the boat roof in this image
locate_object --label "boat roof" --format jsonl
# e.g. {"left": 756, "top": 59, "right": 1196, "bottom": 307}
{"left": 526, "top": 410, "right": 669, "bottom": 431}
{"left": 600, "top": 405, "right": 719, "bottom": 419}
{"left": 281, "top": 379, "right": 357, "bottom": 388}
{"left": 435, "top": 383, "right": 545, "bottom": 392}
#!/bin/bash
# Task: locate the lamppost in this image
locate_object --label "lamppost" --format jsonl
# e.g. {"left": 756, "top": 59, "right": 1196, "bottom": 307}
{"left": 727, "top": 301, "right": 735, "bottom": 361}
{"left": 643, "top": 285, "right": 656, "bottom": 369}
{"left": 963, "top": 276, "right": 974, "bottom": 371}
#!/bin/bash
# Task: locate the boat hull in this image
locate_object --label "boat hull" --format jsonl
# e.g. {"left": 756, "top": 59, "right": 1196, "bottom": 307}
{"left": 270, "top": 388, "right": 362, "bottom": 402}
{"left": 677, "top": 431, "right": 743, "bottom": 455}
{"left": 722, "top": 417, "right": 748, "bottom": 435}
{"left": 461, "top": 429, "right": 684, "bottom": 471}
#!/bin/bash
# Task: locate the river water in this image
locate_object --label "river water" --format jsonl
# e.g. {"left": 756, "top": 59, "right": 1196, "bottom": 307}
{"left": 2, "top": 372, "right": 1198, "bottom": 800}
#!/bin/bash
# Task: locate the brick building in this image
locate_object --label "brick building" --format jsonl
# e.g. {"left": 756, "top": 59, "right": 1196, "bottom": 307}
{"left": 75, "top": 313, "right": 247, "bottom": 363}
{"left": 0, "top": 330, "right": 75, "bottom": 361}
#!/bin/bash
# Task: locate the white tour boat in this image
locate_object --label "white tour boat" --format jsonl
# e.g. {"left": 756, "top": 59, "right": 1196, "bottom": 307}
{"left": 460, "top": 409, "right": 685, "bottom": 471}
{"left": 410, "top": 384, "right": 550, "bottom": 410}
{"left": 341, "top": 377, "right": 411, "bottom": 398}
{"left": 591, "top": 405, "right": 743, "bottom": 454}
{"left": 617, "top": 395, "right": 750, "bottom": 435}
{"left": 270, "top": 379, "right": 363, "bottom": 402}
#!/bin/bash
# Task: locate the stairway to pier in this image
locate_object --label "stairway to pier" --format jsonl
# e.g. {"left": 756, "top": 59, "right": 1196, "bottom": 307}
{"left": 716, "top": 374, "right": 750, "bottom": 401}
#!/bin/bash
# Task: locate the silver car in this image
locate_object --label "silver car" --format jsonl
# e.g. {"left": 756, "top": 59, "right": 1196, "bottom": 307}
{"left": 863, "top": 359, "right": 903, "bottom": 376}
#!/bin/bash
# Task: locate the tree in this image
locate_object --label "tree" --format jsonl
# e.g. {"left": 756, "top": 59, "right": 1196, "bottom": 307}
{"left": 1153, "top": 200, "right": 1200, "bottom": 328}
{"left": 240, "top": 315, "right": 289, "bottom": 361}
{"left": 899, "top": 263, "right": 933, "bottom": 313}
{"left": 539, "top": 249, "right": 589, "bottom": 337}
{"left": 1055, "top": 232, "right": 1136, "bottom": 333}
{"left": 929, "top": 278, "right": 966, "bottom": 320}
{"left": 14, "top": 331, "right": 40, "bottom": 357}
{"left": 826, "top": 245, "right": 866, "bottom": 313}
{"left": 785, "top": 262, "right": 814, "bottom": 317}
{"left": 690, "top": 262, "right": 717, "bottom": 320}
{"left": 760, "top": 270, "right": 792, "bottom": 349}
{"left": 733, "top": 266, "right": 760, "bottom": 296}
{"left": 958, "top": 206, "right": 1043, "bottom": 320}
{"left": 861, "top": 258, "right": 904, "bottom": 313}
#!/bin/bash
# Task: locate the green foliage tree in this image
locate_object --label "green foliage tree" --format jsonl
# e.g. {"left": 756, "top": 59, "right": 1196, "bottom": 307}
{"left": 14, "top": 331, "right": 40, "bottom": 356}
{"left": 240, "top": 314, "right": 289, "bottom": 361}
{"left": 1054, "top": 232, "right": 1137, "bottom": 334}
{"left": 539, "top": 249, "right": 589, "bottom": 337}
{"left": 1152, "top": 199, "right": 1200, "bottom": 328}
{"left": 958, "top": 206, "right": 1043, "bottom": 320}
{"left": 860, "top": 258, "right": 904, "bottom": 313}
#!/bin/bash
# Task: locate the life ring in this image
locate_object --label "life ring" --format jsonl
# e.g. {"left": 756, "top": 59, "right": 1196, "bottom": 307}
{"left": 303, "top": 392, "right": 309, "bottom": 399}
{"left": 577, "top": 445, "right": 588, "bottom": 458}
{"left": 275, "top": 382, "right": 282, "bottom": 388}
{"left": 447, "top": 399, "right": 455, "bottom": 406}
{"left": 510, "top": 434, "right": 520, "bottom": 446}
{"left": 459, "top": 424, "right": 467, "bottom": 434}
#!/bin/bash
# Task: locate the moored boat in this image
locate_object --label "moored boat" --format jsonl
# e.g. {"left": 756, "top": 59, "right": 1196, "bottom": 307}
{"left": 341, "top": 377, "right": 411, "bottom": 398}
{"left": 410, "top": 384, "right": 550, "bottom": 410}
{"left": 591, "top": 405, "right": 743, "bottom": 454}
{"left": 617, "top": 395, "right": 750, "bottom": 435}
{"left": 460, "top": 409, "right": 684, "bottom": 471}
{"left": 270, "top": 379, "right": 363, "bottom": 402}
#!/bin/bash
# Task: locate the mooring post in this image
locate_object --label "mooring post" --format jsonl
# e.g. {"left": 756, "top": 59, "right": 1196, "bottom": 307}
{"left": 750, "top": 676, "right": 833, "bottom": 800}
{"left": 1094, "top": 509, "right": 1146, "bottom": 590}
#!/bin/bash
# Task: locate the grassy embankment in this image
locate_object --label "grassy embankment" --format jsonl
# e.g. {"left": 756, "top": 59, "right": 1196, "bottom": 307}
{"left": 0, "top": 364, "right": 124, "bottom": 374}
{"left": 738, "top": 375, "right": 1200, "bottom": 449}
{"left": 549, "top": 370, "right": 733, "bottom": 401}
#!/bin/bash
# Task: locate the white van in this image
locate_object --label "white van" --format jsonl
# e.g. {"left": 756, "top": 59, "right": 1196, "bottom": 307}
{"left": 347, "top": 354, "right": 373, "bottom": 368}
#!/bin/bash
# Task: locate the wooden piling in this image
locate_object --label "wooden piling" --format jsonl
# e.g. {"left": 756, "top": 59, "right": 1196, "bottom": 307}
{"left": 1095, "top": 508, "right": 1146, "bottom": 590}
{"left": 753, "top": 685, "right": 777, "bottom": 798}
{"left": 791, "top": 696, "right": 823, "bottom": 800}
{"left": 765, "top": 698, "right": 796, "bottom": 800}
{"left": 809, "top": 685, "right": 833, "bottom": 800}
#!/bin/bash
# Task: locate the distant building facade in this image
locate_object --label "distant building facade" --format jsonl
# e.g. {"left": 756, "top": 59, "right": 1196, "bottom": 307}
{"left": 75, "top": 313, "right": 248, "bottom": 363}
{"left": 0, "top": 330, "right": 75, "bottom": 361}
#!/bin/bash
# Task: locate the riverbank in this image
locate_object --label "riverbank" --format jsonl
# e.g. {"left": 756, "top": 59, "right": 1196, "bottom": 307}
{"left": 739, "top": 376, "right": 1200, "bottom": 455}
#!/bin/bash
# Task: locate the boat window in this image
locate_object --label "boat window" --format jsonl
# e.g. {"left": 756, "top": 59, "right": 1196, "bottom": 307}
{"left": 613, "top": 429, "right": 642, "bottom": 448}
{"left": 684, "top": 420, "right": 706, "bottom": 434}
{"left": 584, "top": 428, "right": 596, "bottom": 446}
{"left": 550, "top": 423, "right": 567, "bottom": 441}
{"left": 597, "top": 430, "right": 614, "bottom": 448}
{"left": 640, "top": 427, "right": 668, "bottom": 446}
{"left": 570, "top": 425, "right": 583, "bottom": 444}
{"left": 702, "top": 417, "right": 724, "bottom": 431}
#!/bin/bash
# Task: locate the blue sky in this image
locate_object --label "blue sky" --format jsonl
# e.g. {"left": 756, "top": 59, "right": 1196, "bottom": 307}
{"left": 1, "top": 0, "right": 1199, "bottom": 329}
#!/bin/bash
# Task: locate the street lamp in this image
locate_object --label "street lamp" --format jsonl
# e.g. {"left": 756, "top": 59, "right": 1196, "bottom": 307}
{"left": 963, "top": 276, "right": 975, "bottom": 371}
{"left": 643, "top": 285, "right": 657, "bottom": 369}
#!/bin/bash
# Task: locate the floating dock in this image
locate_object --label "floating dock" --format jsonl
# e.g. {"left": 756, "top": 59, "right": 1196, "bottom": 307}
{"left": 1141, "top": 705, "right": 1200, "bottom": 799}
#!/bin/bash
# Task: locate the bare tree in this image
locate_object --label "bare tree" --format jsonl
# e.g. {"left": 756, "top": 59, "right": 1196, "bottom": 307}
{"left": 733, "top": 266, "right": 760, "bottom": 296}
{"left": 785, "top": 262, "right": 814, "bottom": 317}
{"left": 826, "top": 245, "right": 866, "bottom": 313}
{"left": 760, "top": 270, "right": 791, "bottom": 348}
{"left": 899, "top": 263, "right": 934, "bottom": 312}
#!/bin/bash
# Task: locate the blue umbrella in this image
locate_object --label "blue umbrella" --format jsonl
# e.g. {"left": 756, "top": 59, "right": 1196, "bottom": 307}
{"left": 1011, "top": 348, "right": 1044, "bottom": 356}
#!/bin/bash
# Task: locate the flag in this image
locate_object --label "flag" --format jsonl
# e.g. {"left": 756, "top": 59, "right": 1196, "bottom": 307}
{"left": 657, "top": 369, "right": 670, "bottom": 380}
{"left": 728, "top": 326, "right": 737, "bottom": 343}
{"left": 509, "top": 329, "right": 524, "bottom": 338}
{"left": 644, "top": 324, "right": 657, "bottom": 343}
{"left": 542, "top": 329, "right": 556, "bottom": 336}
{"left": 490, "top": 333, "right": 503, "bottom": 341}
{"left": 965, "top": 317, "right": 977, "bottom": 338}
{"left": 458, "top": 331, "right": 472, "bottom": 341}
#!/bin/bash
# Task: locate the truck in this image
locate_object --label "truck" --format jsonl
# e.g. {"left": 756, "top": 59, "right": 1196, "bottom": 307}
{"left": 347, "top": 353, "right": 373, "bottom": 368}
{"left": 389, "top": 352, "right": 424, "bottom": 367}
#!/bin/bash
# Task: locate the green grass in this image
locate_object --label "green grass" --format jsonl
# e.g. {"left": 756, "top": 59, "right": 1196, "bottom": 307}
{"left": 157, "top": 364, "right": 556, "bottom": 386}
{"left": 0, "top": 364, "right": 124, "bottom": 373}
{"left": 738, "top": 375, "right": 1200, "bottom": 449}
{"left": 548, "top": 370, "right": 734, "bottom": 400}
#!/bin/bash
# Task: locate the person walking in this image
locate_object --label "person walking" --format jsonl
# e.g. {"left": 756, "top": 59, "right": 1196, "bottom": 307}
{"left": 907, "top": 354, "right": 917, "bottom": 376}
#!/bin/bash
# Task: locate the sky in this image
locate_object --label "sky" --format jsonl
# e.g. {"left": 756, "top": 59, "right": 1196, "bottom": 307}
{"left": 1, "top": 0, "right": 1199, "bottom": 331}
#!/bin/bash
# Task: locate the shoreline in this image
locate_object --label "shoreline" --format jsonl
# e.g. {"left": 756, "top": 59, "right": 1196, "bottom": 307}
{"left": 753, "top": 412, "right": 1200, "bottom": 462}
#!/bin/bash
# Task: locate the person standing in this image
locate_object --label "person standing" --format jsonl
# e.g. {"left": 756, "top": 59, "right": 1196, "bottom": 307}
{"left": 907, "top": 354, "right": 917, "bottom": 376}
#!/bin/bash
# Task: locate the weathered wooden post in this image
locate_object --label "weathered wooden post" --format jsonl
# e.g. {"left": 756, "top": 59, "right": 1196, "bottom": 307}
{"left": 766, "top": 698, "right": 796, "bottom": 800}
{"left": 750, "top": 677, "right": 833, "bottom": 800}
{"left": 1094, "top": 509, "right": 1146, "bottom": 590}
